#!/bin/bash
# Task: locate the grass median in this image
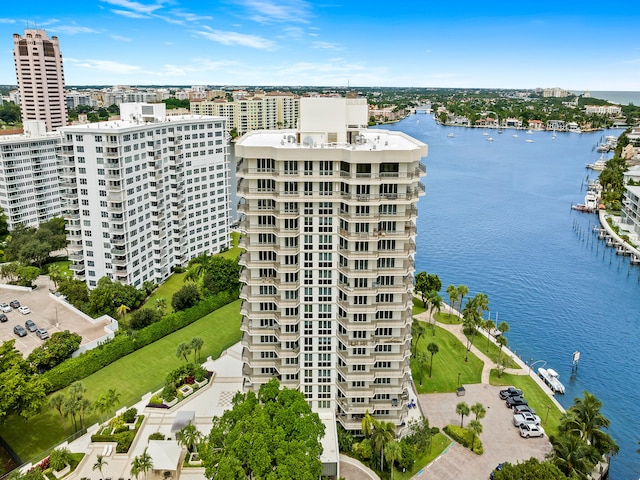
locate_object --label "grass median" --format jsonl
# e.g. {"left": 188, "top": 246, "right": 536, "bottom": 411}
{"left": 4, "top": 299, "right": 242, "bottom": 463}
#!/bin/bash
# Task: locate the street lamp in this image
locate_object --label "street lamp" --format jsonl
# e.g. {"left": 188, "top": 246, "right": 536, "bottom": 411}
{"left": 544, "top": 405, "right": 551, "bottom": 426}
{"left": 457, "top": 372, "right": 461, "bottom": 388}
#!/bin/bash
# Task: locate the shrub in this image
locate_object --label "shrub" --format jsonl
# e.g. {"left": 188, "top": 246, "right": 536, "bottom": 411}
{"left": 149, "top": 394, "right": 163, "bottom": 405}
{"left": 149, "top": 432, "right": 165, "bottom": 441}
{"left": 172, "top": 284, "right": 200, "bottom": 311}
{"left": 162, "top": 387, "right": 176, "bottom": 402}
{"left": 443, "top": 425, "right": 483, "bottom": 454}
{"left": 122, "top": 407, "right": 138, "bottom": 424}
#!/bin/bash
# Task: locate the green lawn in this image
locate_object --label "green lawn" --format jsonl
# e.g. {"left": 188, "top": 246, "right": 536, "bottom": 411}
{"left": 395, "top": 433, "right": 451, "bottom": 480}
{"left": 435, "top": 311, "right": 462, "bottom": 325}
{"left": 412, "top": 296, "right": 427, "bottom": 315}
{"left": 218, "top": 231, "right": 244, "bottom": 260}
{"left": 467, "top": 333, "right": 520, "bottom": 369}
{"left": 489, "top": 370, "right": 564, "bottom": 436}
{"left": 4, "top": 299, "right": 242, "bottom": 463}
{"left": 141, "top": 232, "right": 244, "bottom": 312}
{"left": 412, "top": 324, "right": 484, "bottom": 393}
{"left": 142, "top": 271, "right": 186, "bottom": 312}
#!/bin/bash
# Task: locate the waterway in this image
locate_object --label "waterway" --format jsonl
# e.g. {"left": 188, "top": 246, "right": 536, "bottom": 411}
{"left": 375, "top": 116, "right": 638, "bottom": 479}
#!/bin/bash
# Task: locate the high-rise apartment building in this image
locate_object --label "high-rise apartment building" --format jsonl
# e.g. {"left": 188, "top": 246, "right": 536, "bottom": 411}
{"left": 236, "top": 97, "right": 427, "bottom": 431}
{"left": 0, "top": 121, "right": 63, "bottom": 229}
{"left": 60, "top": 103, "right": 231, "bottom": 288}
{"left": 13, "top": 29, "right": 67, "bottom": 132}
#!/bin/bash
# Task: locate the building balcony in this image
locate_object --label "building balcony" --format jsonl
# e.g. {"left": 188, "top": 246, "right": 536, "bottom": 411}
{"left": 69, "top": 262, "right": 85, "bottom": 272}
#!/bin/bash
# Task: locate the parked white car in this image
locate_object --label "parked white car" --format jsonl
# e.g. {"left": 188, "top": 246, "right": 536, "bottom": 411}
{"left": 519, "top": 424, "right": 545, "bottom": 438}
{"left": 18, "top": 305, "right": 31, "bottom": 315}
{"left": 0, "top": 303, "right": 12, "bottom": 313}
{"left": 513, "top": 411, "right": 542, "bottom": 427}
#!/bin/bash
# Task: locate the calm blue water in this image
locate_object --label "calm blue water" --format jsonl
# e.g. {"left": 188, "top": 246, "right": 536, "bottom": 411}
{"left": 376, "top": 116, "right": 639, "bottom": 479}
{"left": 571, "top": 90, "right": 640, "bottom": 106}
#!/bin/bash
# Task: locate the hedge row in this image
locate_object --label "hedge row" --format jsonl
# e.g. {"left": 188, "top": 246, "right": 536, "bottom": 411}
{"left": 42, "top": 290, "right": 238, "bottom": 393}
{"left": 443, "top": 424, "right": 483, "bottom": 455}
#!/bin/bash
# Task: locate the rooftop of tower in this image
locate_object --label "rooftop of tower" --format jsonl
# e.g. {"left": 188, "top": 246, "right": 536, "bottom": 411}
{"left": 237, "top": 128, "right": 426, "bottom": 152}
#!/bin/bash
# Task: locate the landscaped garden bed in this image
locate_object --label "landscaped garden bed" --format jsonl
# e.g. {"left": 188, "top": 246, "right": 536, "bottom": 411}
{"left": 90, "top": 409, "right": 144, "bottom": 453}
{"left": 146, "top": 364, "right": 214, "bottom": 409}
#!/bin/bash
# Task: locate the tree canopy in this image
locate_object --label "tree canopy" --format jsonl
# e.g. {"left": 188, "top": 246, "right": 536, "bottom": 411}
{"left": 202, "top": 378, "right": 325, "bottom": 480}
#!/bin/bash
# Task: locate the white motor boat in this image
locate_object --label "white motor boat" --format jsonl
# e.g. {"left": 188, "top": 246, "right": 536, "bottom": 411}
{"left": 538, "top": 367, "right": 565, "bottom": 394}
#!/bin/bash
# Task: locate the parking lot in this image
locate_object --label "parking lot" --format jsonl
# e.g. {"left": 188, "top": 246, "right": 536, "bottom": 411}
{"left": 417, "top": 383, "right": 553, "bottom": 479}
{"left": 0, "top": 275, "right": 112, "bottom": 357}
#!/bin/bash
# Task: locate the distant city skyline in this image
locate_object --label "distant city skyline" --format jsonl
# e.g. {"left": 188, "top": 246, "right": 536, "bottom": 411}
{"left": 0, "top": 0, "right": 639, "bottom": 90}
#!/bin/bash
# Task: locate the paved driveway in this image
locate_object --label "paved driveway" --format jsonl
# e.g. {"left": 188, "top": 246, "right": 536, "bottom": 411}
{"left": 0, "top": 275, "right": 111, "bottom": 356}
{"left": 417, "top": 383, "right": 553, "bottom": 480}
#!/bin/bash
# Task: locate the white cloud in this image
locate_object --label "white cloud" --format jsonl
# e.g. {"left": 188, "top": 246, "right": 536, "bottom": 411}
{"left": 172, "top": 11, "right": 214, "bottom": 23}
{"left": 311, "top": 41, "right": 343, "bottom": 51}
{"left": 0, "top": 18, "right": 16, "bottom": 24}
{"left": 235, "top": 0, "right": 312, "bottom": 23}
{"left": 100, "top": 0, "right": 167, "bottom": 15}
{"left": 67, "top": 58, "right": 143, "bottom": 74}
{"left": 48, "top": 24, "right": 99, "bottom": 35}
{"left": 111, "top": 9, "right": 149, "bottom": 19}
{"left": 110, "top": 34, "right": 132, "bottom": 42}
{"left": 194, "top": 27, "right": 275, "bottom": 49}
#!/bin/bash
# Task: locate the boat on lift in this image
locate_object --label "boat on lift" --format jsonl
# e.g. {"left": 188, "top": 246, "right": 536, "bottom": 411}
{"left": 538, "top": 367, "right": 565, "bottom": 394}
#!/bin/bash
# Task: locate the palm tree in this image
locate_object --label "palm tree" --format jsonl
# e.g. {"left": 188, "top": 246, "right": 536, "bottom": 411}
{"left": 462, "top": 304, "right": 481, "bottom": 362}
{"left": 496, "top": 335, "right": 508, "bottom": 368}
{"left": 560, "top": 392, "right": 618, "bottom": 459}
{"left": 48, "top": 264, "right": 63, "bottom": 289}
{"left": 427, "top": 342, "right": 439, "bottom": 378}
{"left": 154, "top": 297, "right": 167, "bottom": 314}
{"left": 456, "top": 284, "right": 469, "bottom": 314}
{"left": 49, "top": 393, "right": 67, "bottom": 431}
{"left": 62, "top": 395, "right": 79, "bottom": 432}
{"left": 468, "top": 419, "right": 483, "bottom": 451}
{"left": 428, "top": 292, "right": 442, "bottom": 334}
{"left": 176, "top": 342, "right": 192, "bottom": 363}
{"left": 186, "top": 253, "right": 213, "bottom": 284}
{"left": 361, "top": 410, "right": 375, "bottom": 438}
{"left": 471, "top": 402, "right": 486, "bottom": 421}
{"left": 130, "top": 456, "right": 142, "bottom": 480}
{"left": 116, "top": 304, "right": 130, "bottom": 325}
{"left": 135, "top": 448, "right": 153, "bottom": 480}
{"left": 384, "top": 440, "right": 402, "bottom": 479}
{"left": 176, "top": 423, "right": 203, "bottom": 453}
{"left": 78, "top": 397, "right": 92, "bottom": 430}
{"left": 190, "top": 337, "right": 204, "bottom": 363}
{"left": 483, "top": 319, "right": 496, "bottom": 352}
{"left": 456, "top": 402, "right": 470, "bottom": 427}
{"left": 416, "top": 351, "right": 428, "bottom": 386}
{"left": 371, "top": 420, "right": 395, "bottom": 471}
{"left": 550, "top": 433, "right": 600, "bottom": 479}
{"left": 446, "top": 284, "right": 458, "bottom": 319}
{"left": 411, "top": 320, "right": 427, "bottom": 356}
{"left": 105, "top": 388, "right": 120, "bottom": 410}
{"left": 92, "top": 454, "right": 108, "bottom": 478}
{"left": 49, "top": 447, "right": 72, "bottom": 472}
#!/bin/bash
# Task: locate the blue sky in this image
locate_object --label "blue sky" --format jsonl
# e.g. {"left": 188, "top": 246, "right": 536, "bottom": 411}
{"left": 1, "top": 0, "right": 639, "bottom": 90}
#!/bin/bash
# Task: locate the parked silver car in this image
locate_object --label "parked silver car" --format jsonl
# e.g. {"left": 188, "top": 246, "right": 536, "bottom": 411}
{"left": 519, "top": 424, "right": 545, "bottom": 438}
{"left": 513, "top": 411, "right": 541, "bottom": 427}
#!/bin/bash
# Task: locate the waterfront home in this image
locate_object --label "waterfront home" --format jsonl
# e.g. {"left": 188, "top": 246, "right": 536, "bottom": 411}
{"left": 502, "top": 117, "right": 523, "bottom": 129}
{"left": 546, "top": 119, "right": 567, "bottom": 131}
{"left": 528, "top": 119, "right": 544, "bottom": 130}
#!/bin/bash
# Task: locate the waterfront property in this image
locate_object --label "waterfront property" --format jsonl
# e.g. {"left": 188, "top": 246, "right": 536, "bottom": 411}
{"left": 236, "top": 96, "right": 427, "bottom": 431}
